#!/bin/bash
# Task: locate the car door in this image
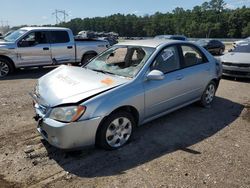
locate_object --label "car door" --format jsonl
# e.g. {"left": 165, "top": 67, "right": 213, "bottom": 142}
{"left": 16, "top": 31, "right": 52, "bottom": 66}
{"left": 49, "top": 30, "right": 75, "bottom": 64}
{"left": 178, "top": 44, "right": 211, "bottom": 100}
{"left": 144, "top": 45, "right": 188, "bottom": 119}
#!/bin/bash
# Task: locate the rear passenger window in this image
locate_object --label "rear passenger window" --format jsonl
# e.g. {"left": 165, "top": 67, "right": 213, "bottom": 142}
{"left": 181, "top": 45, "right": 207, "bottom": 67}
{"left": 50, "top": 31, "right": 70, "bottom": 43}
{"left": 152, "top": 46, "right": 180, "bottom": 74}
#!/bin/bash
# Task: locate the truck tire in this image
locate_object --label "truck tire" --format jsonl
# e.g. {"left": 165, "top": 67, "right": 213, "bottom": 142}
{"left": 81, "top": 54, "right": 96, "bottom": 66}
{"left": 0, "top": 57, "right": 14, "bottom": 78}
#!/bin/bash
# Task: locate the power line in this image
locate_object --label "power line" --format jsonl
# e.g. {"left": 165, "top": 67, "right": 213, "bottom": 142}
{"left": 52, "top": 9, "right": 68, "bottom": 24}
{"left": 0, "top": 20, "right": 9, "bottom": 27}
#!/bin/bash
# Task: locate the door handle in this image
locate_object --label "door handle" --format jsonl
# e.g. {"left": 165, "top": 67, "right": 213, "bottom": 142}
{"left": 176, "top": 75, "right": 184, "bottom": 80}
{"left": 67, "top": 46, "right": 73, "bottom": 49}
{"left": 43, "top": 47, "right": 49, "bottom": 50}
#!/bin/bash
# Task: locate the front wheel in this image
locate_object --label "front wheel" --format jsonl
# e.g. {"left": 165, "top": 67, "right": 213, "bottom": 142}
{"left": 218, "top": 48, "right": 224, "bottom": 55}
{"left": 200, "top": 81, "right": 216, "bottom": 107}
{"left": 0, "top": 58, "right": 14, "bottom": 78}
{"left": 96, "top": 111, "right": 135, "bottom": 150}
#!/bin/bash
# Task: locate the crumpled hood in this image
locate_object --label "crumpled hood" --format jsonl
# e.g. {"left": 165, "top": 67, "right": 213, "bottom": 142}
{"left": 220, "top": 52, "right": 250, "bottom": 64}
{"left": 37, "top": 65, "right": 130, "bottom": 106}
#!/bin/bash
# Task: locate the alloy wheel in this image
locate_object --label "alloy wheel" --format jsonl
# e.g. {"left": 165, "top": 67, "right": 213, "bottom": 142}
{"left": 205, "top": 84, "right": 215, "bottom": 104}
{"left": 0, "top": 61, "right": 9, "bottom": 77}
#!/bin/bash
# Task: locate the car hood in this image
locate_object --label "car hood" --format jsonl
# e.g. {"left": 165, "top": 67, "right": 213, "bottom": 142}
{"left": 220, "top": 52, "right": 250, "bottom": 64}
{"left": 37, "top": 65, "right": 130, "bottom": 107}
{"left": 0, "top": 40, "right": 15, "bottom": 51}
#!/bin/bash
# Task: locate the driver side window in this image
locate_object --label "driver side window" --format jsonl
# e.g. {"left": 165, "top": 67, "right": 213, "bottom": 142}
{"left": 152, "top": 46, "right": 180, "bottom": 74}
{"left": 18, "top": 31, "right": 48, "bottom": 47}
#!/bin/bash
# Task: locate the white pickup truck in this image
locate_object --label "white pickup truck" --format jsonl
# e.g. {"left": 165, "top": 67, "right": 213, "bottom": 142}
{"left": 0, "top": 27, "right": 109, "bottom": 77}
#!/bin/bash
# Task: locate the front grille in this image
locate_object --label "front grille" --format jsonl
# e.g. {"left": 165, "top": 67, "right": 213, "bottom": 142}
{"left": 37, "top": 104, "right": 49, "bottom": 115}
{"left": 223, "top": 69, "right": 250, "bottom": 76}
{"left": 41, "top": 129, "right": 48, "bottom": 139}
{"left": 223, "top": 62, "right": 250, "bottom": 68}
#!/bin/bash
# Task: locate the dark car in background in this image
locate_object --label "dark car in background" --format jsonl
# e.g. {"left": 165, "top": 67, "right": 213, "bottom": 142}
{"left": 155, "top": 35, "right": 188, "bottom": 41}
{"left": 98, "top": 37, "right": 118, "bottom": 46}
{"left": 196, "top": 39, "right": 225, "bottom": 55}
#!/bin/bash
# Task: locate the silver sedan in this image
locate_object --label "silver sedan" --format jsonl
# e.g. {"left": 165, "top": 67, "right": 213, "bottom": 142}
{"left": 31, "top": 39, "right": 222, "bottom": 150}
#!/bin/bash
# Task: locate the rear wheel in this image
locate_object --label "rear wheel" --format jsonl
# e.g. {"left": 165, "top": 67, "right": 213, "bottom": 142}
{"left": 96, "top": 111, "right": 135, "bottom": 150}
{"left": 81, "top": 54, "right": 96, "bottom": 66}
{"left": 0, "top": 58, "right": 14, "bottom": 78}
{"left": 218, "top": 48, "right": 224, "bottom": 55}
{"left": 200, "top": 81, "right": 216, "bottom": 107}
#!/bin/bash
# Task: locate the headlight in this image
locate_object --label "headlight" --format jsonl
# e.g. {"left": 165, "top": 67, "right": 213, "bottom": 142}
{"left": 49, "top": 106, "right": 86, "bottom": 123}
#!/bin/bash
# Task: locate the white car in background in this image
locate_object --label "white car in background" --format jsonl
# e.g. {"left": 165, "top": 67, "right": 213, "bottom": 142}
{"left": 220, "top": 44, "right": 250, "bottom": 78}
{"left": 233, "top": 37, "right": 250, "bottom": 47}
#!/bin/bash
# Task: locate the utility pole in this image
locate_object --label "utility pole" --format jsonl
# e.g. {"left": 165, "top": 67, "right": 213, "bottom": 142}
{"left": 0, "top": 20, "right": 10, "bottom": 34}
{"left": 0, "top": 20, "right": 8, "bottom": 27}
{"left": 52, "top": 9, "right": 68, "bottom": 24}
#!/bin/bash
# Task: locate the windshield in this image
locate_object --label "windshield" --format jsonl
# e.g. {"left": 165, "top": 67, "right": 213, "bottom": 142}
{"left": 231, "top": 44, "right": 250, "bottom": 53}
{"left": 85, "top": 46, "right": 155, "bottom": 78}
{"left": 4, "top": 29, "right": 27, "bottom": 42}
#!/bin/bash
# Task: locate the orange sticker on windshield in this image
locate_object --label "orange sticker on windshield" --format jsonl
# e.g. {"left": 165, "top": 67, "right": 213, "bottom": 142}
{"left": 101, "top": 78, "right": 114, "bottom": 85}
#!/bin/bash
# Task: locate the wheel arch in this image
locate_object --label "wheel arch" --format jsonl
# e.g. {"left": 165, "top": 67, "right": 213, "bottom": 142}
{"left": 95, "top": 105, "right": 139, "bottom": 145}
{"left": 211, "top": 78, "right": 220, "bottom": 90}
{"left": 81, "top": 51, "right": 98, "bottom": 61}
{"left": 0, "top": 55, "right": 16, "bottom": 69}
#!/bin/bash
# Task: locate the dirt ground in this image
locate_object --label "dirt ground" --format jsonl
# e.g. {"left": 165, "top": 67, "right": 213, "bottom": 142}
{"left": 0, "top": 67, "right": 250, "bottom": 188}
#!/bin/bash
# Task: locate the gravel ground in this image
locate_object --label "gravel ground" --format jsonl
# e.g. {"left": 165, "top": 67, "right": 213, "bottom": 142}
{"left": 0, "top": 67, "right": 249, "bottom": 188}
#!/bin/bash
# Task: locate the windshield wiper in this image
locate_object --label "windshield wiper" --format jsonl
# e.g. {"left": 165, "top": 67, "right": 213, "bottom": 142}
{"left": 86, "top": 67, "right": 131, "bottom": 78}
{"left": 89, "top": 68, "right": 116, "bottom": 75}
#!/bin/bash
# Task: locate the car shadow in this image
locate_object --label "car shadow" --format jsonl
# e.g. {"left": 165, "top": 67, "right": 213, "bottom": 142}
{"left": 0, "top": 66, "right": 57, "bottom": 80}
{"left": 42, "top": 96, "right": 244, "bottom": 178}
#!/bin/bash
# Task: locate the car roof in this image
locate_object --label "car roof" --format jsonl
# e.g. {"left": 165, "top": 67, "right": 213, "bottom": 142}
{"left": 20, "top": 27, "right": 70, "bottom": 31}
{"left": 117, "top": 39, "right": 183, "bottom": 48}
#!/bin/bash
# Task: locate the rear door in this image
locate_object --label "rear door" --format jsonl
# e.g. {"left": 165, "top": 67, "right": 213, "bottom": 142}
{"left": 49, "top": 30, "right": 75, "bottom": 64}
{"left": 178, "top": 44, "right": 211, "bottom": 99}
{"left": 16, "top": 31, "right": 52, "bottom": 66}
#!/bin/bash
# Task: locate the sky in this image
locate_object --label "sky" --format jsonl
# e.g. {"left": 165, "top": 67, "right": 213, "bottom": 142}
{"left": 0, "top": 0, "right": 249, "bottom": 27}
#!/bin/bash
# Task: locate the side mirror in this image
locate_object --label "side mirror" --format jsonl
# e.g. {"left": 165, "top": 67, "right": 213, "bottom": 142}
{"left": 146, "top": 70, "right": 164, "bottom": 80}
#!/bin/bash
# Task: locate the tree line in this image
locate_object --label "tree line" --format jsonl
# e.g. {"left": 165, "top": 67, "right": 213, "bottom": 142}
{"left": 12, "top": 0, "right": 250, "bottom": 38}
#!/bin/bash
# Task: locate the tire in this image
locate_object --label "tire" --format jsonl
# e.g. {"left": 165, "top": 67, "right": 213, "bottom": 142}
{"left": 200, "top": 81, "right": 216, "bottom": 107}
{"left": 0, "top": 57, "right": 14, "bottom": 78}
{"left": 219, "top": 48, "right": 224, "bottom": 55}
{"left": 96, "top": 111, "right": 135, "bottom": 150}
{"left": 81, "top": 54, "right": 96, "bottom": 66}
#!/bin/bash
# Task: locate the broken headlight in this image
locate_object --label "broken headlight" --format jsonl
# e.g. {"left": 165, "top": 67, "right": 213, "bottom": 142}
{"left": 49, "top": 105, "right": 86, "bottom": 123}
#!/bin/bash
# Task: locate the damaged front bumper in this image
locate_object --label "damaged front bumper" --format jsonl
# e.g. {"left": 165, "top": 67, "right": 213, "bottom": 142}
{"left": 30, "top": 93, "right": 103, "bottom": 149}
{"left": 36, "top": 117, "right": 102, "bottom": 149}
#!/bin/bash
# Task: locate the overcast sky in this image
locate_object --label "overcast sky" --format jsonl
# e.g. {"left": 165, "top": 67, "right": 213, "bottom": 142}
{"left": 0, "top": 0, "right": 249, "bottom": 26}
